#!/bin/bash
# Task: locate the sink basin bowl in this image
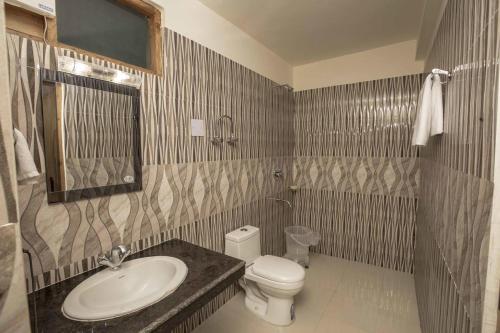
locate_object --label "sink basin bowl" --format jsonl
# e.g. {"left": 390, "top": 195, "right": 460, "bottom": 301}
{"left": 62, "top": 256, "right": 188, "bottom": 321}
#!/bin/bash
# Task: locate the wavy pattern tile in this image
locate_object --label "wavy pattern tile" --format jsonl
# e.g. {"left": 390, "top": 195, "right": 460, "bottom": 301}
{"left": 294, "top": 75, "right": 422, "bottom": 158}
{"left": 292, "top": 75, "right": 421, "bottom": 273}
{"left": 145, "top": 29, "right": 295, "bottom": 165}
{"left": 294, "top": 189, "right": 417, "bottom": 272}
{"left": 293, "top": 156, "right": 419, "bottom": 198}
{"left": 417, "top": 160, "right": 495, "bottom": 333}
{"left": 415, "top": 0, "right": 499, "bottom": 332}
{"left": 415, "top": 220, "right": 473, "bottom": 333}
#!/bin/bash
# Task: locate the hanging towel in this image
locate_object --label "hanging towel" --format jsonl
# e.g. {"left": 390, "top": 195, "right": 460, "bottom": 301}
{"left": 412, "top": 74, "right": 433, "bottom": 146}
{"left": 430, "top": 74, "right": 444, "bottom": 136}
{"left": 13, "top": 128, "right": 40, "bottom": 184}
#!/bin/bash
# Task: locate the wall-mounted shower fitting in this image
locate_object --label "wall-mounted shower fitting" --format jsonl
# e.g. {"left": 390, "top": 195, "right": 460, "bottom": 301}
{"left": 226, "top": 134, "right": 239, "bottom": 145}
{"left": 272, "top": 169, "right": 284, "bottom": 178}
{"left": 210, "top": 136, "right": 224, "bottom": 145}
{"left": 266, "top": 197, "right": 292, "bottom": 208}
{"left": 211, "top": 115, "right": 238, "bottom": 145}
{"left": 272, "top": 83, "right": 294, "bottom": 92}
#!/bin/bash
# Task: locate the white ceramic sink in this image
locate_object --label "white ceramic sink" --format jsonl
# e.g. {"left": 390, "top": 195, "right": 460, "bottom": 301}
{"left": 62, "top": 256, "right": 188, "bottom": 321}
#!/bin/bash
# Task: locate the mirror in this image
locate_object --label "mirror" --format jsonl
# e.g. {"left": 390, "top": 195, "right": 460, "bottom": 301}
{"left": 41, "top": 69, "right": 142, "bottom": 203}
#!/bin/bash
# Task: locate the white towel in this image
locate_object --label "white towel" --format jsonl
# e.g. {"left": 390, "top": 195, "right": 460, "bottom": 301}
{"left": 13, "top": 128, "right": 40, "bottom": 184}
{"left": 412, "top": 74, "right": 433, "bottom": 146}
{"left": 430, "top": 74, "right": 444, "bottom": 136}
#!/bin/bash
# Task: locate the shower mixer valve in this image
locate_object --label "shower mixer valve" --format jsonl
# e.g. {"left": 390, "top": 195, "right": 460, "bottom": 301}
{"left": 211, "top": 136, "right": 224, "bottom": 145}
{"left": 226, "top": 135, "right": 239, "bottom": 145}
{"left": 272, "top": 169, "right": 284, "bottom": 178}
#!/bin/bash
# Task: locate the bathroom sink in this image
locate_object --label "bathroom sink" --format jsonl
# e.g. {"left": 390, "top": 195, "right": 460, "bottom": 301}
{"left": 62, "top": 256, "right": 188, "bottom": 321}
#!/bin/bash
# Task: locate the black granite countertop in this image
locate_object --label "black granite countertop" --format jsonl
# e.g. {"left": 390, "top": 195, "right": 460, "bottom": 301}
{"left": 28, "top": 239, "right": 245, "bottom": 333}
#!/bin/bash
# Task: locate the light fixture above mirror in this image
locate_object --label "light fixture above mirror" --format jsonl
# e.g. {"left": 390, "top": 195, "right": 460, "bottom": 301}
{"left": 57, "top": 56, "right": 142, "bottom": 88}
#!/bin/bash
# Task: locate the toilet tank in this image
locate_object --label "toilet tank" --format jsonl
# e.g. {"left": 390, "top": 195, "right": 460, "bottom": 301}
{"left": 225, "top": 225, "right": 261, "bottom": 265}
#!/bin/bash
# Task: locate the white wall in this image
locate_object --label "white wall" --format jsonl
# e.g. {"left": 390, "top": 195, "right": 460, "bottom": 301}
{"left": 293, "top": 40, "right": 424, "bottom": 91}
{"left": 481, "top": 65, "right": 500, "bottom": 333}
{"left": 416, "top": 0, "right": 448, "bottom": 60}
{"left": 149, "top": 0, "right": 292, "bottom": 85}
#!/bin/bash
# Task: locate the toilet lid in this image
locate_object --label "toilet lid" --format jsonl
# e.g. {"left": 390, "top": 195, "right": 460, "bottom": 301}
{"left": 251, "top": 255, "right": 305, "bottom": 283}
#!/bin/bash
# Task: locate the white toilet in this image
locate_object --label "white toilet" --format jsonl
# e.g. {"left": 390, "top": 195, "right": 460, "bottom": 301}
{"left": 225, "top": 225, "right": 305, "bottom": 326}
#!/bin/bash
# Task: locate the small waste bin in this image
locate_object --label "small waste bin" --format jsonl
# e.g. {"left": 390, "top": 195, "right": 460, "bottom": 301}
{"left": 284, "top": 226, "right": 320, "bottom": 268}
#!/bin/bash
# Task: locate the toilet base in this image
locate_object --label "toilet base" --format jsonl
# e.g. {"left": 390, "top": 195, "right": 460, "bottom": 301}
{"left": 243, "top": 292, "right": 295, "bottom": 326}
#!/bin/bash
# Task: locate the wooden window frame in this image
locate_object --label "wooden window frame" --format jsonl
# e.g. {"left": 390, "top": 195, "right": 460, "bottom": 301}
{"left": 5, "top": 3, "right": 46, "bottom": 41}
{"left": 6, "top": 0, "right": 163, "bottom": 75}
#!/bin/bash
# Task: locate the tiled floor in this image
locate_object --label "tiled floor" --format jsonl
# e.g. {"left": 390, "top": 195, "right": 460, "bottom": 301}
{"left": 194, "top": 254, "right": 422, "bottom": 333}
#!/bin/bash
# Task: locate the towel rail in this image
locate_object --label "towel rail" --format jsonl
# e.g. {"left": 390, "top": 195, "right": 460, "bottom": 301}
{"left": 431, "top": 68, "right": 452, "bottom": 85}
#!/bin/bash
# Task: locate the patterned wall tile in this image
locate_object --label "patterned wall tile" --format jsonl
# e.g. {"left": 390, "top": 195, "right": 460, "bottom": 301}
{"left": 0, "top": 224, "right": 16, "bottom": 310}
{"left": 142, "top": 29, "right": 295, "bottom": 165}
{"left": 293, "top": 157, "right": 419, "bottom": 198}
{"left": 417, "top": 159, "right": 494, "bottom": 332}
{"left": 293, "top": 189, "right": 417, "bottom": 273}
{"left": 415, "top": 220, "right": 472, "bottom": 333}
{"left": 294, "top": 75, "right": 422, "bottom": 159}
{"left": 415, "top": 0, "right": 500, "bottom": 331}
{"left": 0, "top": 223, "right": 31, "bottom": 333}
{"left": 292, "top": 75, "right": 422, "bottom": 273}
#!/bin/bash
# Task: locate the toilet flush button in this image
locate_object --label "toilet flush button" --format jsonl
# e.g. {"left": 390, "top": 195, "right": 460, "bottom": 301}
{"left": 240, "top": 228, "right": 248, "bottom": 232}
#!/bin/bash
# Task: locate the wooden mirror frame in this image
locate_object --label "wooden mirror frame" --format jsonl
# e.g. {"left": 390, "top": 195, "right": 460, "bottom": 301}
{"left": 40, "top": 69, "right": 143, "bottom": 204}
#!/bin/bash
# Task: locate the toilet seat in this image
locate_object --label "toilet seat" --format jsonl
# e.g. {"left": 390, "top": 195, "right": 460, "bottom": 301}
{"left": 252, "top": 255, "right": 305, "bottom": 283}
{"left": 245, "top": 255, "right": 305, "bottom": 291}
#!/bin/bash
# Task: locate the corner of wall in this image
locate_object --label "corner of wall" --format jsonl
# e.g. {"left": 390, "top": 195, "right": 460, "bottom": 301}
{"left": 150, "top": 0, "right": 293, "bottom": 86}
{"left": 292, "top": 40, "right": 424, "bottom": 91}
{"left": 415, "top": 0, "right": 449, "bottom": 61}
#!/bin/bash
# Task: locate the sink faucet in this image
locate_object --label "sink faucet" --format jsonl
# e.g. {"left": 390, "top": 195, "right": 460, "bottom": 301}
{"left": 98, "top": 245, "right": 131, "bottom": 270}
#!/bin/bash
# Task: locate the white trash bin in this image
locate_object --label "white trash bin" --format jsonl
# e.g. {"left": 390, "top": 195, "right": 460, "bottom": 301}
{"left": 284, "top": 226, "right": 320, "bottom": 268}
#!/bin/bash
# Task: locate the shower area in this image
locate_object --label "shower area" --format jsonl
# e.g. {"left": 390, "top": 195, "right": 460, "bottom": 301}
{"left": 292, "top": 75, "right": 421, "bottom": 274}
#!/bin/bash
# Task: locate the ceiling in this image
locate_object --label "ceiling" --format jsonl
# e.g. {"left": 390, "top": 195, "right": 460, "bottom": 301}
{"left": 199, "top": 0, "right": 427, "bottom": 66}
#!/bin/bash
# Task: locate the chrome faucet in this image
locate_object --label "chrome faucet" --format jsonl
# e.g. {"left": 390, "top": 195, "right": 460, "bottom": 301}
{"left": 97, "top": 245, "right": 131, "bottom": 270}
{"left": 272, "top": 169, "right": 284, "bottom": 178}
{"left": 211, "top": 115, "right": 238, "bottom": 145}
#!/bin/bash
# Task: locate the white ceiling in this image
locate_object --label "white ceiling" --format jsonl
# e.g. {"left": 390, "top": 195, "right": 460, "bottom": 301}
{"left": 199, "top": 0, "right": 427, "bottom": 65}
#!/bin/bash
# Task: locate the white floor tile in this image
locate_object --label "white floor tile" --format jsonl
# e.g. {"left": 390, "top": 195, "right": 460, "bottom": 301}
{"left": 193, "top": 254, "right": 421, "bottom": 333}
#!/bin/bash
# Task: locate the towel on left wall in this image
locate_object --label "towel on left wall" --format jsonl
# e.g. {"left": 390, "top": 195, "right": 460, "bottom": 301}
{"left": 13, "top": 128, "right": 40, "bottom": 184}
{"left": 411, "top": 73, "right": 444, "bottom": 146}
